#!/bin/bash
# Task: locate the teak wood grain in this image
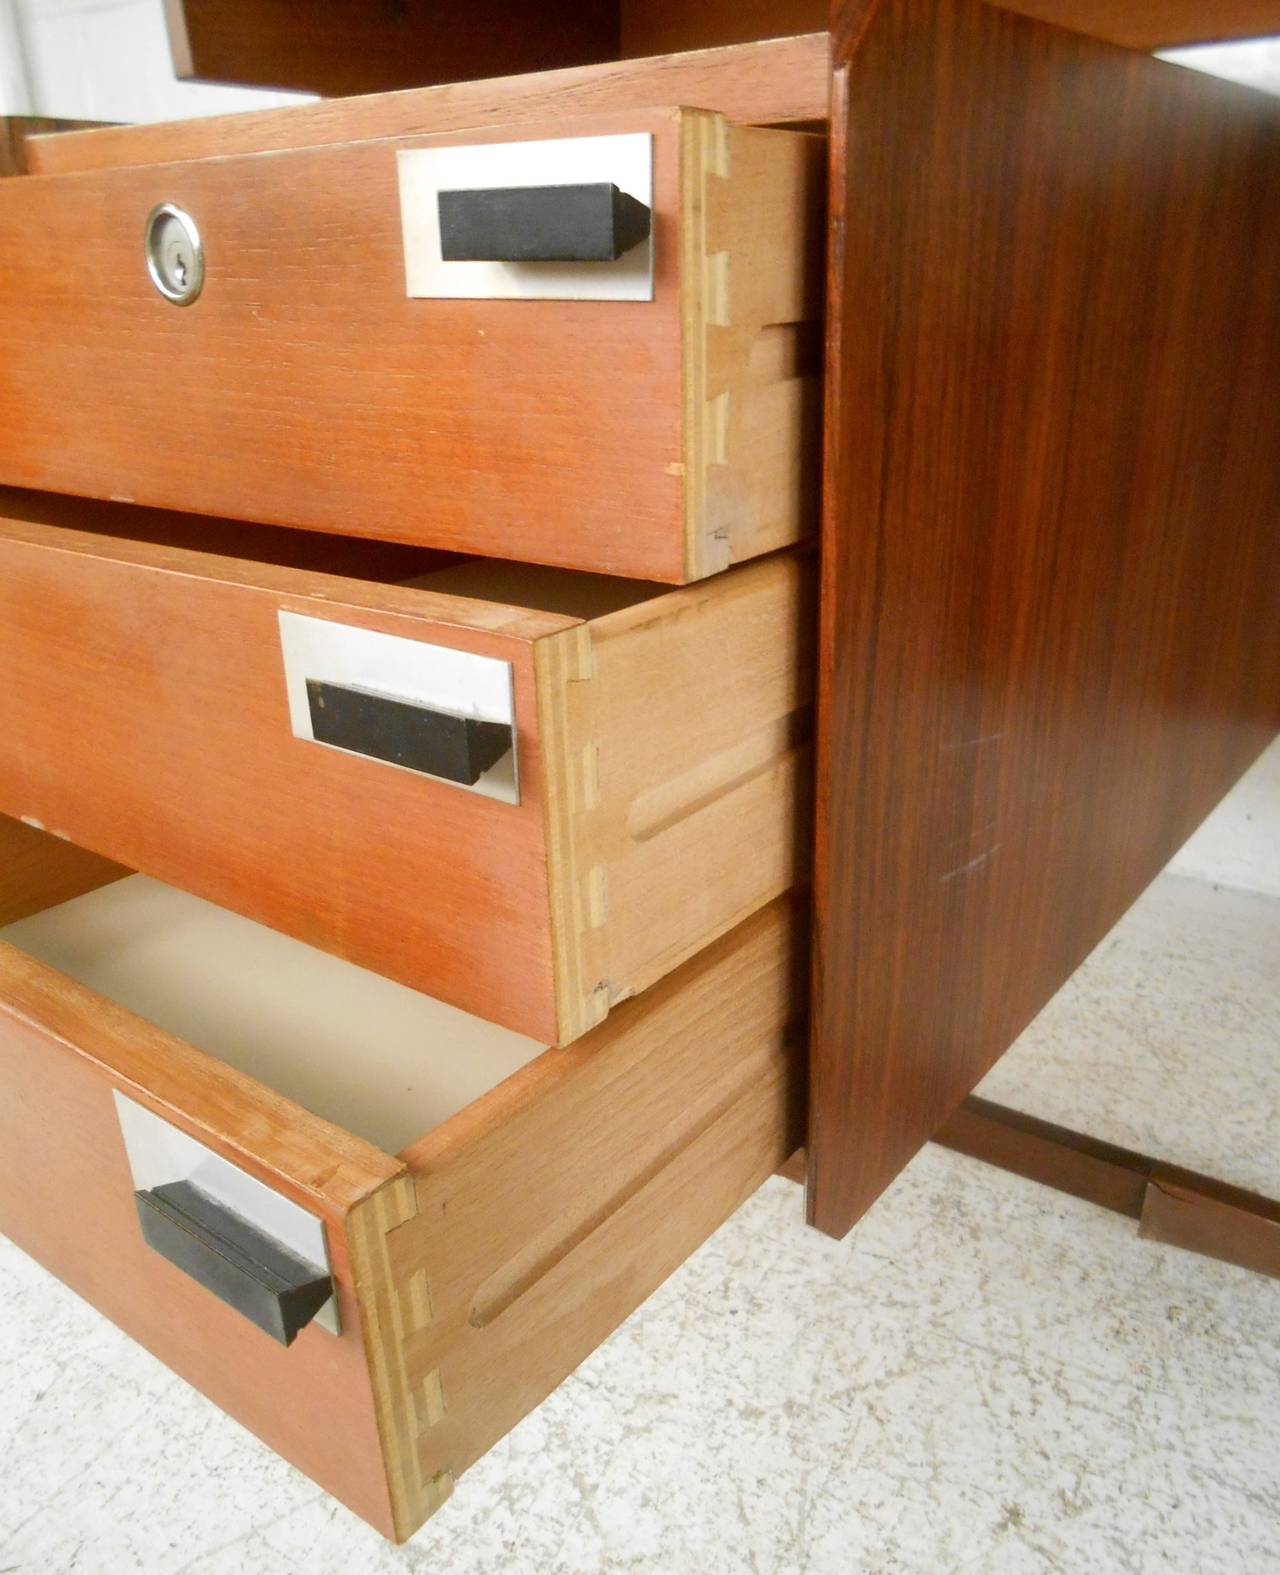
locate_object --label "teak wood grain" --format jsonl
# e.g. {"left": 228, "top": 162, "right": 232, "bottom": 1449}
{"left": 0, "top": 109, "right": 822, "bottom": 582}
{"left": 1139, "top": 1167, "right": 1280, "bottom": 1278}
{"left": 0, "top": 824, "right": 802, "bottom": 1539}
{"left": 0, "top": 898, "right": 405, "bottom": 1534}
{"left": 620, "top": 0, "right": 828, "bottom": 55}
{"left": 0, "top": 814, "right": 130, "bottom": 926}
{"left": 811, "top": 0, "right": 1280, "bottom": 1238}
{"left": 0, "top": 507, "right": 809, "bottom": 1043}
{"left": 0, "top": 514, "right": 567, "bottom": 1041}
{"left": 26, "top": 33, "right": 830, "bottom": 174}
{"left": 385, "top": 896, "right": 805, "bottom": 1533}
{"left": 165, "top": 0, "right": 619, "bottom": 97}
{"left": 537, "top": 548, "right": 814, "bottom": 1039}
{"left": 0, "top": 117, "right": 105, "bottom": 176}
{"left": 993, "top": 0, "right": 1280, "bottom": 49}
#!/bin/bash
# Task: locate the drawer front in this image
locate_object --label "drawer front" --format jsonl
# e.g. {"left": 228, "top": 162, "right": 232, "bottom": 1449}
{"left": 0, "top": 842, "right": 802, "bottom": 1543}
{"left": 0, "top": 866, "right": 407, "bottom": 1535}
{"left": 0, "top": 507, "right": 811, "bottom": 1044}
{"left": 0, "top": 108, "right": 823, "bottom": 582}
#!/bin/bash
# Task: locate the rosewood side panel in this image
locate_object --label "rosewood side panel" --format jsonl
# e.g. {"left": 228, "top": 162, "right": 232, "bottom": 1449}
{"left": 810, "top": 0, "right": 1280, "bottom": 1237}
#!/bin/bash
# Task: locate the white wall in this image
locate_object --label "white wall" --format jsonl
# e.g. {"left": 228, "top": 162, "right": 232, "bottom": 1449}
{"left": 2, "top": 0, "right": 312, "bottom": 121}
{"left": 0, "top": 0, "right": 33, "bottom": 113}
{"left": 1159, "top": 36, "right": 1280, "bottom": 95}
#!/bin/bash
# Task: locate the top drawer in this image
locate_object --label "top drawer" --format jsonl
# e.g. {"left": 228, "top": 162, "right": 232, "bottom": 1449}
{"left": 0, "top": 107, "right": 824, "bottom": 582}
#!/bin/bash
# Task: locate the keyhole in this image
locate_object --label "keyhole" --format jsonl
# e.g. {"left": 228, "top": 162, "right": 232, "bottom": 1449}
{"left": 146, "top": 204, "right": 204, "bottom": 305}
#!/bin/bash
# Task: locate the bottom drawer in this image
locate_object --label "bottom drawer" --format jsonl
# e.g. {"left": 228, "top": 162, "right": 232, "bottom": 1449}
{"left": 0, "top": 820, "right": 802, "bottom": 1542}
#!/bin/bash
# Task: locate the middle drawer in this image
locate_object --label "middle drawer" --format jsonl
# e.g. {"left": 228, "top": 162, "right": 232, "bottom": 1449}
{"left": 0, "top": 491, "right": 812, "bottom": 1045}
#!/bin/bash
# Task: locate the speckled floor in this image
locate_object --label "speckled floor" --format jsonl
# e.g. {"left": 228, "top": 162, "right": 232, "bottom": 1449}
{"left": 2, "top": 862, "right": 1277, "bottom": 1574}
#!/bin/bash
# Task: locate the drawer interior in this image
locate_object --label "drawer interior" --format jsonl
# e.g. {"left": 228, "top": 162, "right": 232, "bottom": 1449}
{"left": 0, "top": 873, "right": 545, "bottom": 1156}
{"left": 0, "top": 824, "right": 803, "bottom": 1540}
{"left": 0, "top": 484, "right": 670, "bottom": 612}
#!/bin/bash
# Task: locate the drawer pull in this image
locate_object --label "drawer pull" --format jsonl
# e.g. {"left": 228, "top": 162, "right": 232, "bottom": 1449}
{"left": 135, "top": 1181, "right": 334, "bottom": 1347}
{"left": 306, "top": 678, "right": 513, "bottom": 786}
{"left": 437, "top": 182, "right": 651, "bottom": 263}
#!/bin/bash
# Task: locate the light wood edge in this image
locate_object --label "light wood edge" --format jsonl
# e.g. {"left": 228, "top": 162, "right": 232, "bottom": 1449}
{"left": 0, "top": 815, "right": 131, "bottom": 925}
{"left": 535, "top": 624, "right": 609, "bottom": 1046}
{"left": 26, "top": 34, "right": 832, "bottom": 176}
{"left": 0, "top": 513, "right": 580, "bottom": 646}
{"left": 542, "top": 552, "right": 813, "bottom": 1044}
{"left": 1, "top": 117, "right": 108, "bottom": 178}
{"left": 681, "top": 108, "right": 728, "bottom": 580}
{"left": 412, "top": 1062, "right": 797, "bottom": 1497}
{"left": 682, "top": 116, "right": 826, "bottom": 580}
{"left": 0, "top": 938, "right": 401, "bottom": 1216}
{"left": 389, "top": 897, "right": 805, "bottom": 1511}
{"left": 347, "top": 1175, "right": 454, "bottom": 1541}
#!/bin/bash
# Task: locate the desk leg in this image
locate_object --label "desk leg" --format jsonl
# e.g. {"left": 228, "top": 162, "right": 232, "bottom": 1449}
{"left": 936, "top": 1097, "right": 1280, "bottom": 1281}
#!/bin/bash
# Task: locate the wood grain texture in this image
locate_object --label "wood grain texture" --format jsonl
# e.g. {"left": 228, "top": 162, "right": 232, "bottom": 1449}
{"left": 0, "top": 513, "right": 569, "bottom": 1042}
{"left": 0, "top": 821, "right": 803, "bottom": 1538}
{"left": 935, "top": 1097, "right": 1150, "bottom": 1216}
{"left": 0, "top": 510, "right": 807, "bottom": 1043}
{"left": 0, "top": 110, "right": 821, "bottom": 582}
{"left": 621, "top": 0, "right": 827, "bottom": 55}
{"left": 165, "top": 0, "right": 617, "bottom": 96}
{"left": 0, "top": 935, "right": 404, "bottom": 1533}
{"left": 346, "top": 1175, "right": 454, "bottom": 1540}
{"left": 995, "top": 0, "right": 1280, "bottom": 49}
{"left": 937, "top": 1097, "right": 1280, "bottom": 1278}
{"left": 0, "top": 117, "right": 105, "bottom": 176}
{"left": 26, "top": 34, "right": 831, "bottom": 175}
{"left": 0, "top": 483, "right": 443, "bottom": 577}
{"left": 682, "top": 115, "right": 826, "bottom": 578}
{"left": 0, "top": 814, "right": 130, "bottom": 926}
{"left": 545, "top": 550, "right": 815, "bottom": 1040}
{"left": 811, "top": 0, "right": 1280, "bottom": 1238}
{"left": 391, "top": 897, "right": 805, "bottom": 1526}
{"left": 1140, "top": 1165, "right": 1280, "bottom": 1278}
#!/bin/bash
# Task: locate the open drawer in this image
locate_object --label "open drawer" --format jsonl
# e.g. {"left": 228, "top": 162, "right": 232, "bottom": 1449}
{"left": 0, "top": 833, "right": 804, "bottom": 1542}
{"left": 0, "top": 490, "right": 813, "bottom": 1046}
{"left": 0, "top": 106, "right": 823, "bottom": 582}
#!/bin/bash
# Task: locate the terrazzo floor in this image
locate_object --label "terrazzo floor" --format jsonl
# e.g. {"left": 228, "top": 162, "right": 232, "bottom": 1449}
{"left": 1, "top": 867, "right": 1277, "bottom": 1574}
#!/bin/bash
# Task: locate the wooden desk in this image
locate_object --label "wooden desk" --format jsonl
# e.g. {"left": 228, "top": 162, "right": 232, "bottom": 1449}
{"left": 1, "top": 0, "right": 1276, "bottom": 1539}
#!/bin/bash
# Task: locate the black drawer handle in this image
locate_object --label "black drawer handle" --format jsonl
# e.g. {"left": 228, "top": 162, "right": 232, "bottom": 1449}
{"left": 437, "top": 181, "right": 652, "bottom": 263}
{"left": 135, "top": 1181, "right": 333, "bottom": 1347}
{"left": 306, "top": 679, "right": 512, "bottom": 786}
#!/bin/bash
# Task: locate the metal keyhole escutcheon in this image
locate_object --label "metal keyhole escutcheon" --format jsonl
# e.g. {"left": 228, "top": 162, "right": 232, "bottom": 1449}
{"left": 144, "top": 203, "right": 204, "bottom": 306}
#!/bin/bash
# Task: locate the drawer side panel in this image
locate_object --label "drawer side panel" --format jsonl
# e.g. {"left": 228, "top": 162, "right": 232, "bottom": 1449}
{"left": 390, "top": 897, "right": 805, "bottom": 1523}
